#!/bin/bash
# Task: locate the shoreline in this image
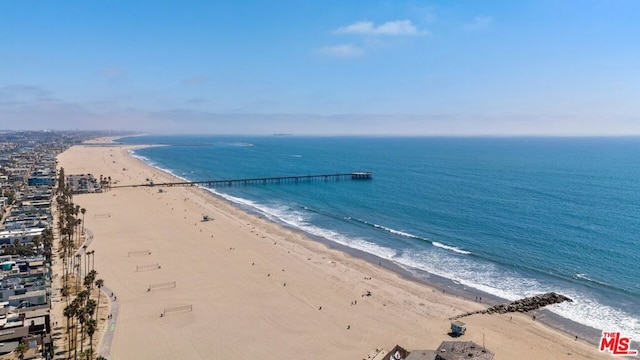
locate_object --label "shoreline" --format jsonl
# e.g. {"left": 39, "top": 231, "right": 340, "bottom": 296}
{"left": 128, "top": 140, "right": 608, "bottom": 346}
{"left": 56, "top": 140, "right": 611, "bottom": 359}
{"left": 134, "top": 142, "right": 610, "bottom": 348}
{"left": 209, "top": 185, "right": 608, "bottom": 347}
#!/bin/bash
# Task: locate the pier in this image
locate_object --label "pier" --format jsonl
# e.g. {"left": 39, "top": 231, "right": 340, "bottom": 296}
{"left": 110, "top": 172, "right": 372, "bottom": 189}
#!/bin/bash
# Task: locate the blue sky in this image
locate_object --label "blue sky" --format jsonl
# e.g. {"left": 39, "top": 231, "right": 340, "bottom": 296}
{"left": 1, "top": 0, "right": 639, "bottom": 135}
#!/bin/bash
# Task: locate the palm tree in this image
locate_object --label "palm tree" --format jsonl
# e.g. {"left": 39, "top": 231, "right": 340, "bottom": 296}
{"left": 82, "top": 245, "right": 88, "bottom": 276}
{"left": 80, "top": 207, "right": 86, "bottom": 234}
{"left": 88, "top": 250, "right": 95, "bottom": 271}
{"left": 83, "top": 276, "right": 94, "bottom": 290}
{"left": 14, "top": 341, "right": 28, "bottom": 360}
{"left": 81, "top": 349, "right": 94, "bottom": 360}
{"left": 94, "top": 279, "right": 104, "bottom": 322}
{"left": 87, "top": 270, "right": 98, "bottom": 288}
{"left": 42, "top": 227, "right": 54, "bottom": 261}
{"left": 75, "top": 253, "right": 82, "bottom": 288}
{"left": 57, "top": 167, "right": 65, "bottom": 193}
{"left": 86, "top": 318, "right": 97, "bottom": 357}
{"left": 72, "top": 292, "right": 88, "bottom": 359}
{"left": 76, "top": 306, "right": 86, "bottom": 355}
{"left": 75, "top": 218, "right": 82, "bottom": 244}
{"left": 60, "top": 235, "right": 71, "bottom": 285}
{"left": 85, "top": 299, "right": 97, "bottom": 318}
{"left": 64, "top": 302, "right": 78, "bottom": 359}
{"left": 61, "top": 284, "right": 70, "bottom": 305}
{"left": 77, "top": 290, "right": 90, "bottom": 306}
{"left": 32, "top": 235, "right": 42, "bottom": 249}
{"left": 80, "top": 299, "right": 98, "bottom": 354}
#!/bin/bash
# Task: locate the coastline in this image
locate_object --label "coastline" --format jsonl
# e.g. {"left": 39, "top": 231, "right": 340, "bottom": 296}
{"left": 184, "top": 158, "right": 610, "bottom": 348}
{"left": 56, "top": 140, "right": 611, "bottom": 359}
{"left": 229, "top": 198, "right": 609, "bottom": 348}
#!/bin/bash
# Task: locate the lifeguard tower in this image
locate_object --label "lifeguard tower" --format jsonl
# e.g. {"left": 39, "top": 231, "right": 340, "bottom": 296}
{"left": 450, "top": 321, "right": 466, "bottom": 337}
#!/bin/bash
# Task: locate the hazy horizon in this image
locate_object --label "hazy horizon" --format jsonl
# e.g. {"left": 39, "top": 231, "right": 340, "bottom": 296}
{"left": 1, "top": 1, "right": 639, "bottom": 135}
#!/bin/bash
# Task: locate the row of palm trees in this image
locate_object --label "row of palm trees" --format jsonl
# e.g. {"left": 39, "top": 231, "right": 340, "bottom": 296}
{"left": 56, "top": 168, "right": 107, "bottom": 360}
{"left": 63, "top": 275, "right": 105, "bottom": 360}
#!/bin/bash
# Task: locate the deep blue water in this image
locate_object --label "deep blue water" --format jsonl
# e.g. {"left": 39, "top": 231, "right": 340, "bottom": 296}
{"left": 118, "top": 135, "right": 640, "bottom": 338}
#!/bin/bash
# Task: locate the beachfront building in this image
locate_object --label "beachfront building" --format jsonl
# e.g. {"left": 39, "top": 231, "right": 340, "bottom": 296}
{"left": 27, "top": 168, "right": 56, "bottom": 187}
{"left": 434, "top": 341, "right": 494, "bottom": 360}
{"left": 0, "top": 228, "right": 44, "bottom": 246}
{"left": 8, "top": 290, "right": 47, "bottom": 308}
{"left": 0, "top": 254, "right": 52, "bottom": 359}
{"left": 4, "top": 202, "right": 52, "bottom": 231}
{"left": 0, "top": 306, "right": 51, "bottom": 358}
{"left": 0, "top": 132, "right": 69, "bottom": 359}
{"left": 376, "top": 341, "right": 494, "bottom": 360}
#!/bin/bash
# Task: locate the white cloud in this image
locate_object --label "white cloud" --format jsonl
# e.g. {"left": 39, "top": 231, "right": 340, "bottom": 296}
{"left": 334, "top": 20, "right": 427, "bottom": 36}
{"left": 317, "top": 44, "right": 364, "bottom": 58}
{"left": 464, "top": 16, "right": 493, "bottom": 30}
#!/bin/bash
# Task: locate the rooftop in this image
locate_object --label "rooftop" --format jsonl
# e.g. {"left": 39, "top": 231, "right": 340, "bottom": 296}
{"left": 435, "top": 341, "right": 494, "bottom": 360}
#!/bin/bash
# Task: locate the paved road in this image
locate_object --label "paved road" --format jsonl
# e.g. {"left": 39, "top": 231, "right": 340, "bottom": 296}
{"left": 82, "top": 228, "right": 119, "bottom": 360}
{"left": 98, "top": 285, "right": 119, "bottom": 360}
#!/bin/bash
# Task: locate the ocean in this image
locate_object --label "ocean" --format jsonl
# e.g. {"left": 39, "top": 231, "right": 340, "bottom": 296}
{"left": 117, "top": 135, "right": 640, "bottom": 341}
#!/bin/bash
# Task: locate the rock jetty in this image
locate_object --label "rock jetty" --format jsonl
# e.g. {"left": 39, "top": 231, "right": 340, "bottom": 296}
{"left": 450, "top": 292, "right": 572, "bottom": 320}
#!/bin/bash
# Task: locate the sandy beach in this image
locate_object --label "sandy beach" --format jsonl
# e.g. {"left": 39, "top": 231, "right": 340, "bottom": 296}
{"left": 54, "top": 141, "right": 610, "bottom": 360}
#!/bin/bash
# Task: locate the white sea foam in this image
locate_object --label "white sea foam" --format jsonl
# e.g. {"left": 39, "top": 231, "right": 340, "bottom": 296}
{"left": 360, "top": 220, "right": 472, "bottom": 255}
{"left": 228, "top": 142, "right": 255, "bottom": 147}
{"left": 203, "top": 191, "right": 399, "bottom": 260}
{"left": 205, "top": 186, "right": 640, "bottom": 339}
{"left": 551, "top": 296, "right": 640, "bottom": 340}
{"left": 575, "top": 273, "right": 613, "bottom": 288}
{"left": 432, "top": 241, "right": 472, "bottom": 255}
{"left": 395, "top": 251, "right": 536, "bottom": 300}
{"left": 395, "top": 250, "right": 640, "bottom": 339}
{"left": 128, "top": 150, "right": 151, "bottom": 163}
{"left": 371, "top": 223, "right": 420, "bottom": 239}
{"left": 130, "top": 151, "right": 194, "bottom": 183}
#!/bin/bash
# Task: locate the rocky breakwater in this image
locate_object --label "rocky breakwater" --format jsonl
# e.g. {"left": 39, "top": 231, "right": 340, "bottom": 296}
{"left": 451, "top": 292, "right": 573, "bottom": 320}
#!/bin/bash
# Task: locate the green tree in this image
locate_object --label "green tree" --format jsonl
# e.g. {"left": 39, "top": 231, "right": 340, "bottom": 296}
{"left": 86, "top": 270, "right": 98, "bottom": 289}
{"left": 80, "top": 207, "right": 86, "bottom": 234}
{"left": 32, "top": 234, "right": 41, "bottom": 249}
{"left": 94, "top": 279, "right": 104, "bottom": 322}
{"left": 6, "top": 189, "right": 16, "bottom": 205}
{"left": 14, "top": 341, "right": 28, "bottom": 360}
{"left": 77, "top": 306, "right": 86, "bottom": 355}
{"left": 85, "top": 318, "right": 97, "bottom": 358}
{"left": 64, "top": 302, "right": 77, "bottom": 359}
